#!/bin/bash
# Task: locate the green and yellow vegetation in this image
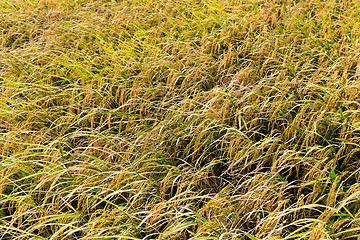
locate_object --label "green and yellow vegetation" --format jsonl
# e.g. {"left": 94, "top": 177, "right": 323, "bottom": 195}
{"left": 1, "top": 0, "right": 360, "bottom": 239}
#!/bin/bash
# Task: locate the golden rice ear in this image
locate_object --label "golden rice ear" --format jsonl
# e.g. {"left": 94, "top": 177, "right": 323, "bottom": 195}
{"left": 308, "top": 222, "right": 329, "bottom": 240}
{"left": 1, "top": 0, "right": 360, "bottom": 239}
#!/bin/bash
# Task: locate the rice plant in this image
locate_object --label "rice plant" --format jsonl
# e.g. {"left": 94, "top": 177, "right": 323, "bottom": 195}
{"left": 1, "top": 0, "right": 360, "bottom": 239}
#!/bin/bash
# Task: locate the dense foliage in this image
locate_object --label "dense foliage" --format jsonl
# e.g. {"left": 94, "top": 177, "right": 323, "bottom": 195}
{"left": 1, "top": 0, "right": 360, "bottom": 239}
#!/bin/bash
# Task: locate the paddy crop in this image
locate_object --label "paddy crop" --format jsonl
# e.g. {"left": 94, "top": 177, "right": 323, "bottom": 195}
{"left": 1, "top": 0, "right": 360, "bottom": 239}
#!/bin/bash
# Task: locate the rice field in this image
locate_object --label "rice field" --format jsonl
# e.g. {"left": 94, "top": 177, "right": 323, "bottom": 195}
{"left": 1, "top": 0, "right": 360, "bottom": 239}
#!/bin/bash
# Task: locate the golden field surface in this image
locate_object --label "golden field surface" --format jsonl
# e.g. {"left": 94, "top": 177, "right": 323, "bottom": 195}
{"left": 1, "top": 0, "right": 360, "bottom": 239}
